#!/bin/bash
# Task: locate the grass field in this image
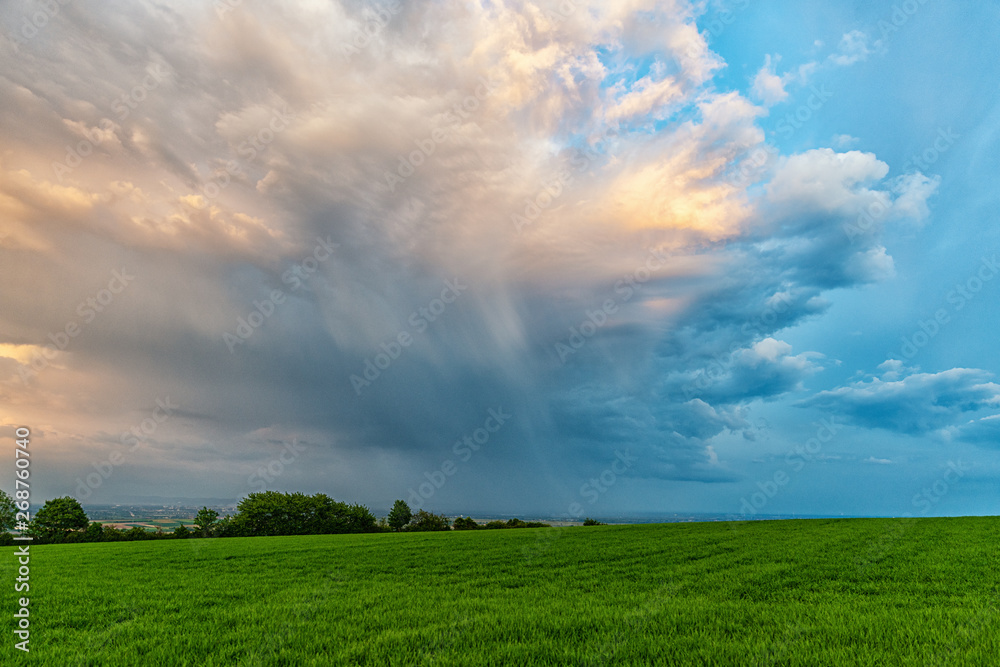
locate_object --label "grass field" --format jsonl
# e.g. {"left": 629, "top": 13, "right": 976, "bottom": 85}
{"left": 3, "top": 517, "right": 999, "bottom": 665}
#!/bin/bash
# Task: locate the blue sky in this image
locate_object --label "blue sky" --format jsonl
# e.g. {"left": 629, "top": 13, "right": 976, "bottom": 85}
{"left": 0, "top": 0, "right": 997, "bottom": 519}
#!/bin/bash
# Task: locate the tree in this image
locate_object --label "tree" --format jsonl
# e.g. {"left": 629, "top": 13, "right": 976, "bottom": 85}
{"left": 84, "top": 522, "right": 103, "bottom": 542}
{"left": 583, "top": 518, "right": 605, "bottom": 526}
{"left": 403, "top": 509, "right": 451, "bottom": 532}
{"left": 452, "top": 516, "right": 479, "bottom": 530}
{"left": 213, "top": 515, "right": 247, "bottom": 538}
{"left": 126, "top": 525, "right": 148, "bottom": 540}
{"left": 387, "top": 500, "right": 412, "bottom": 531}
{"left": 102, "top": 525, "right": 125, "bottom": 541}
{"left": 173, "top": 523, "right": 190, "bottom": 538}
{"left": 30, "top": 496, "right": 89, "bottom": 538}
{"left": 194, "top": 507, "right": 219, "bottom": 537}
{"left": 0, "top": 489, "right": 15, "bottom": 532}
{"left": 231, "top": 492, "right": 378, "bottom": 537}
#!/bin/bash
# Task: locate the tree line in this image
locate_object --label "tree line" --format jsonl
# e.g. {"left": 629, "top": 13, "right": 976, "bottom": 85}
{"left": 0, "top": 491, "right": 561, "bottom": 545}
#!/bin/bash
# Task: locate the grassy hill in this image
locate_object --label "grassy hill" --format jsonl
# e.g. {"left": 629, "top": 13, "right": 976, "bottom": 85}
{"left": 2, "top": 517, "right": 999, "bottom": 665}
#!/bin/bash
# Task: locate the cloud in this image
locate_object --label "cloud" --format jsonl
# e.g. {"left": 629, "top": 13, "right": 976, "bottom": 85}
{"left": 864, "top": 456, "right": 892, "bottom": 465}
{"left": 833, "top": 134, "right": 860, "bottom": 149}
{"left": 953, "top": 415, "right": 1000, "bottom": 448}
{"left": 828, "top": 30, "right": 878, "bottom": 66}
{"left": 750, "top": 54, "right": 788, "bottom": 106}
{"left": 0, "top": 0, "right": 947, "bottom": 507}
{"left": 877, "top": 359, "right": 918, "bottom": 381}
{"left": 799, "top": 366, "right": 1000, "bottom": 435}
{"left": 664, "top": 338, "right": 823, "bottom": 404}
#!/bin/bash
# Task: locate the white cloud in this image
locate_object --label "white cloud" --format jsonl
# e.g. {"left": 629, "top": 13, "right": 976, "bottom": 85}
{"left": 829, "top": 30, "right": 879, "bottom": 66}
{"left": 833, "top": 134, "right": 860, "bottom": 148}
{"left": 750, "top": 54, "right": 788, "bottom": 106}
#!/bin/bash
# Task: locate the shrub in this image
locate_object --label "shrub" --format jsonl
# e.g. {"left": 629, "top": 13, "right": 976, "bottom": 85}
{"left": 452, "top": 516, "right": 480, "bottom": 530}
{"left": 126, "top": 526, "right": 149, "bottom": 540}
{"left": 102, "top": 525, "right": 125, "bottom": 541}
{"left": 85, "top": 522, "right": 104, "bottom": 542}
{"left": 403, "top": 510, "right": 451, "bottom": 532}
{"left": 233, "top": 492, "right": 378, "bottom": 536}
{"left": 583, "top": 518, "right": 605, "bottom": 526}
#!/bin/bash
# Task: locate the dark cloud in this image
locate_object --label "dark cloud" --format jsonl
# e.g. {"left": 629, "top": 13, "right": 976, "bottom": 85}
{"left": 955, "top": 416, "right": 1000, "bottom": 448}
{"left": 0, "top": 0, "right": 948, "bottom": 510}
{"left": 799, "top": 366, "right": 1000, "bottom": 435}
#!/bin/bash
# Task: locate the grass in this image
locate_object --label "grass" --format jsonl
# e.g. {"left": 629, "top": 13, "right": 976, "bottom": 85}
{"left": 2, "top": 516, "right": 999, "bottom": 665}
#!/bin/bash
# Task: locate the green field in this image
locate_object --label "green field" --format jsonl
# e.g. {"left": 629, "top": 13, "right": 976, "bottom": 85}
{"left": 3, "top": 517, "right": 999, "bottom": 665}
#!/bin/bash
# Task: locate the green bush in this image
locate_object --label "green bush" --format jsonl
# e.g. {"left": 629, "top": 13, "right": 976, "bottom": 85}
{"left": 102, "top": 525, "right": 125, "bottom": 542}
{"left": 232, "top": 492, "right": 378, "bottom": 537}
{"left": 452, "top": 516, "right": 480, "bottom": 530}
{"left": 403, "top": 510, "right": 451, "bottom": 532}
{"left": 126, "top": 526, "right": 149, "bottom": 540}
{"left": 85, "top": 522, "right": 104, "bottom": 542}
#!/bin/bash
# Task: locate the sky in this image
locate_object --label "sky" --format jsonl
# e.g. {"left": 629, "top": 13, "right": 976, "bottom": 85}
{"left": 1, "top": 0, "right": 998, "bottom": 519}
